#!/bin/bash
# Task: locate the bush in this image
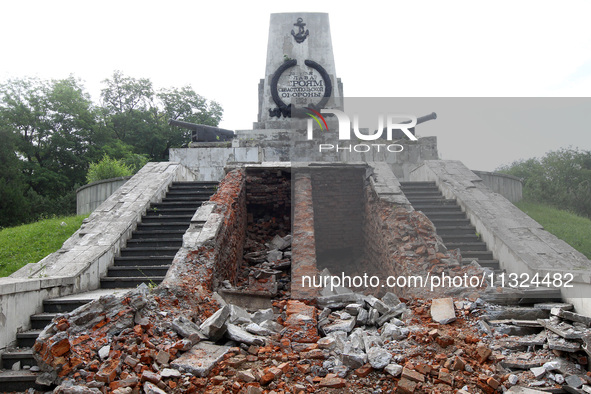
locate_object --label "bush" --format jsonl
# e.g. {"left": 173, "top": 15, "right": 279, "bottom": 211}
{"left": 498, "top": 148, "right": 591, "bottom": 218}
{"left": 86, "top": 155, "right": 133, "bottom": 184}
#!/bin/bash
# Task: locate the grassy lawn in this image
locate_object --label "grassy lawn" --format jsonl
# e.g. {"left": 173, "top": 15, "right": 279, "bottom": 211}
{"left": 516, "top": 200, "right": 591, "bottom": 259}
{"left": 0, "top": 215, "right": 88, "bottom": 277}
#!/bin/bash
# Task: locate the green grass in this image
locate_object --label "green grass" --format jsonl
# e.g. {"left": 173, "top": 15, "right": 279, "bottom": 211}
{"left": 516, "top": 200, "right": 591, "bottom": 259}
{"left": 0, "top": 214, "right": 88, "bottom": 277}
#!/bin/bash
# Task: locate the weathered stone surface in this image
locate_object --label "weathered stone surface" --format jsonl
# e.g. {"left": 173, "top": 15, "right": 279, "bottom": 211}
{"left": 341, "top": 346, "right": 367, "bottom": 369}
{"left": 161, "top": 368, "right": 181, "bottom": 378}
{"left": 245, "top": 322, "right": 273, "bottom": 336}
{"left": 431, "top": 298, "right": 456, "bottom": 324}
{"left": 143, "top": 382, "right": 167, "bottom": 394}
{"left": 199, "top": 305, "right": 230, "bottom": 341}
{"left": 171, "top": 316, "right": 203, "bottom": 339}
{"left": 251, "top": 308, "right": 274, "bottom": 324}
{"left": 565, "top": 374, "right": 585, "bottom": 389}
{"left": 381, "top": 322, "right": 409, "bottom": 341}
{"left": 381, "top": 292, "right": 401, "bottom": 307}
{"left": 228, "top": 304, "right": 252, "bottom": 324}
{"left": 317, "top": 294, "right": 364, "bottom": 310}
{"left": 225, "top": 323, "right": 266, "bottom": 346}
{"left": 322, "top": 318, "right": 356, "bottom": 334}
{"left": 367, "top": 346, "right": 392, "bottom": 369}
{"left": 98, "top": 345, "right": 110, "bottom": 360}
{"left": 385, "top": 363, "right": 403, "bottom": 377}
{"left": 171, "top": 342, "right": 231, "bottom": 377}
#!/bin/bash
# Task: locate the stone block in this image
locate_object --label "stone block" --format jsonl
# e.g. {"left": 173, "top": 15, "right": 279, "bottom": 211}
{"left": 367, "top": 347, "right": 392, "bottom": 369}
{"left": 170, "top": 342, "right": 231, "bottom": 377}
{"left": 225, "top": 324, "right": 266, "bottom": 346}
{"left": 430, "top": 298, "right": 456, "bottom": 324}
{"left": 199, "top": 305, "right": 230, "bottom": 341}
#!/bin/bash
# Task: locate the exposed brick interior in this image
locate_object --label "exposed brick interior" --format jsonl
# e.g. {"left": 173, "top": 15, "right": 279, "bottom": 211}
{"left": 245, "top": 169, "right": 291, "bottom": 238}
{"left": 310, "top": 168, "right": 365, "bottom": 259}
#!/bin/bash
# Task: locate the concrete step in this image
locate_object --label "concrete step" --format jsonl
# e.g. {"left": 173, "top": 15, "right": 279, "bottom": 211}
{"left": 445, "top": 242, "right": 488, "bottom": 251}
{"left": 166, "top": 189, "right": 216, "bottom": 196}
{"left": 30, "top": 312, "right": 58, "bottom": 329}
{"left": 119, "top": 247, "right": 180, "bottom": 257}
{"left": 430, "top": 219, "right": 472, "bottom": 227}
{"left": 407, "top": 198, "right": 457, "bottom": 205}
{"left": 440, "top": 234, "right": 480, "bottom": 243}
{"left": 151, "top": 201, "right": 204, "bottom": 209}
{"left": 107, "top": 266, "right": 171, "bottom": 278}
{"left": 418, "top": 212, "right": 467, "bottom": 220}
{"left": 435, "top": 226, "right": 478, "bottom": 236}
{"left": 126, "top": 238, "right": 182, "bottom": 248}
{"left": 461, "top": 250, "right": 495, "bottom": 260}
{"left": 113, "top": 256, "right": 173, "bottom": 267}
{"left": 16, "top": 331, "right": 42, "bottom": 348}
{"left": 475, "top": 260, "right": 501, "bottom": 269}
{"left": 0, "top": 370, "right": 42, "bottom": 392}
{"left": 403, "top": 191, "right": 442, "bottom": 198}
{"left": 482, "top": 287, "right": 563, "bottom": 305}
{"left": 411, "top": 205, "right": 462, "bottom": 212}
{"left": 43, "top": 299, "right": 93, "bottom": 314}
{"left": 141, "top": 215, "right": 193, "bottom": 224}
{"left": 2, "top": 349, "right": 36, "bottom": 369}
{"left": 172, "top": 181, "right": 218, "bottom": 188}
{"left": 132, "top": 230, "right": 186, "bottom": 238}
{"left": 145, "top": 207, "right": 198, "bottom": 216}
{"left": 400, "top": 181, "right": 436, "bottom": 187}
{"left": 136, "top": 223, "right": 191, "bottom": 231}
{"left": 100, "top": 277, "right": 165, "bottom": 288}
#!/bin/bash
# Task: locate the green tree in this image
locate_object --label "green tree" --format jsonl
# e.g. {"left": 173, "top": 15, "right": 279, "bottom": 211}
{"left": 100, "top": 71, "right": 223, "bottom": 161}
{"left": 0, "top": 76, "right": 97, "bottom": 199}
{"left": 499, "top": 148, "right": 591, "bottom": 217}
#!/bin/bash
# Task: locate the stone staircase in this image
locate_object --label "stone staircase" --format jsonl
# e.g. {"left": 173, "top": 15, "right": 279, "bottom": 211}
{"left": 0, "top": 181, "right": 217, "bottom": 392}
{"left": 399, "top": 181, "right": 562, "bottom": 305}
{"left": 400, "top": 181, "right": 501, "bottom": 273}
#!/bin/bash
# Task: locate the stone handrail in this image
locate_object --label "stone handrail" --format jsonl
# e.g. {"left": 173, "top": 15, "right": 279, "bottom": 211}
{"left": 0, "top": 162, "right": 196, "bottom": 352}
{"left": 76, "top": 176, "right": 132, "bottom": 215}
{"left": 410, "top": 160, "right": 591, "bottom": 316}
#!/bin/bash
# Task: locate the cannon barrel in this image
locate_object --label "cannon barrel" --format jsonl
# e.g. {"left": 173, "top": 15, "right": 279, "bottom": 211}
{"left": 379, "top": 112, "right": 437, "bottom": 139}
{"left": 416, "top": 112, "right": 437, "bottom": 125}
{"left": 168, "top": 119, "right": 235, "bottom": 142}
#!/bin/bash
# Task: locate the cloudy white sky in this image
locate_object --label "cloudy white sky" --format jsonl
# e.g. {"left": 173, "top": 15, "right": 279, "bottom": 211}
{"left": 2, "top": 0, "right": 591, "bottom": 170}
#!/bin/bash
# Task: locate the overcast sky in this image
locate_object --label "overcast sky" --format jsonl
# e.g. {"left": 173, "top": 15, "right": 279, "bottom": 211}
{"left": 2, "top": 0, "right": 591, "bottom": 171}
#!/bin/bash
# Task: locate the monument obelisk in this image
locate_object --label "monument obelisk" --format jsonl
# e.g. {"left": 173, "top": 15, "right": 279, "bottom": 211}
{"left": 255, "top": 13, "right": 343, "bottom": 129}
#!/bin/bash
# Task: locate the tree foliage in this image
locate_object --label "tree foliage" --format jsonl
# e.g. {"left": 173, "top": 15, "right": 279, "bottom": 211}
{"left": 0, "top": 71, "right": 223, "bottom": 227}
{"left": 86, "top": 155, "right": 134, "bottom": 184}
{"left": 498, "top": 148, "right": 591, "bottom": 217}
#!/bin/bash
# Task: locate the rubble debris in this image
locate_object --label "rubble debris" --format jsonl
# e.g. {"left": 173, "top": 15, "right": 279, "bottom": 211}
{"left": 27, "top": 169, "right": 591, "bottom": 393}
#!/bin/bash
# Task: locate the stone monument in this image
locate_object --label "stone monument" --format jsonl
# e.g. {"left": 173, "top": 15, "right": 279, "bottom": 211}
{"left": 255, "top": 13, "right": 343, "bottom": 129}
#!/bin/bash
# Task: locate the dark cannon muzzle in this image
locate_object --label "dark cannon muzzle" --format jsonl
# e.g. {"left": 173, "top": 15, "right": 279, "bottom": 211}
{"left": 168, "top": 119, "right": 235, "bottom": 142}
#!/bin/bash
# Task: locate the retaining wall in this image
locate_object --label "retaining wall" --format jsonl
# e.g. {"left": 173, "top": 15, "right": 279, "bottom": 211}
{"left": 472, "top": 170, "right": 523, "bottom": 203}
{"left": 76, "top": 177, "right": 131, "bottom": 215}
{"left": 410, "top": 160, "right": 591, "bottom": 315}
{"left": 0, "top": 162, "right": 196, "bottom": 353}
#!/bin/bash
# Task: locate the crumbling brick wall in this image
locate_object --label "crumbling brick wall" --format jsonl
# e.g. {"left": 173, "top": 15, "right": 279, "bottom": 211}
{"left": 246, "top": 169, "right": 291, "bottom": 237}
{"left": 361, "top": 184, "right": 462, "bottom": 298}
{"left": 210, "top": 169, "right": 247, "bottom": 286}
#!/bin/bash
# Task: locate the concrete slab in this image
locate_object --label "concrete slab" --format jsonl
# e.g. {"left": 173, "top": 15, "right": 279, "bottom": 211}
{"left": 430, "top": 298, "right": 456, "bottom": 324}
{"left": 51, "top": 288, "right": 131, "bottom": 301}
{"left": 171, "top": 342, "right": 231, "bottom": 377}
